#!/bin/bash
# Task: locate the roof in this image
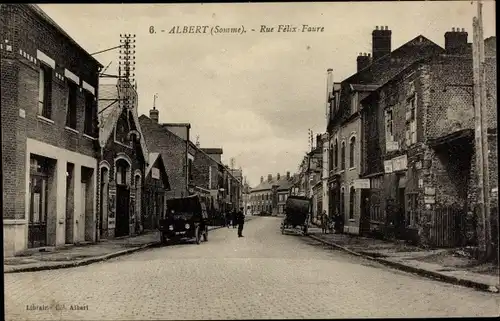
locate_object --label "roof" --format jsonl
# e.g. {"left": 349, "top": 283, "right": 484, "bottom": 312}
{"left": 360, "top": 51, "right": 475, "bottom": 104}
{"left": 27, "top": 5, "right": 103, "bottom": 68}
{"left": 145, "top": 152, "right": 160, "bottom": 177}
{"left": 350, "top": 84, "right": 379, "bottom": 92}
{"left": 201, "top": 148, "right": 223, "bottom": 155}
{"left": 251, "top": 174, "right": 294, "bottom": 192}
{"left": 98, "top": 79, "right": 149, "bottom": 161}
{"left": 343, "top": 35, "right": 443, "bottom": 85}
{"left": 145, "top": 152, "right": 171, "bottom": 190}
{"left": 162, "top": 123, "right": 191, "bottom": 128}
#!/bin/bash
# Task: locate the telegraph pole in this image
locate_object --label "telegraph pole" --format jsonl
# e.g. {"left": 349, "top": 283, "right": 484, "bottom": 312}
{"left": 472, "top": 0, "right": 491, "bottom": 260}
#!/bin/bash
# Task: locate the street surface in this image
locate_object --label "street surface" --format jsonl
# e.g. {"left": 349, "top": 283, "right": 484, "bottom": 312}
{"left": 5, "top": 216, "right": 500, "bottom": 320}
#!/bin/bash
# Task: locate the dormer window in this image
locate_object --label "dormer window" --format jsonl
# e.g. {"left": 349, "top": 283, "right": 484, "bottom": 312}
{"left": 351, "top": 92, "right": 358, "bottom": 114}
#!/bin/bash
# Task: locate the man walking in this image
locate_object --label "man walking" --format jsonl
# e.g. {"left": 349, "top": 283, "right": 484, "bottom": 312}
{"left": 237, "top": 207, "right": 245, "bottom": 237}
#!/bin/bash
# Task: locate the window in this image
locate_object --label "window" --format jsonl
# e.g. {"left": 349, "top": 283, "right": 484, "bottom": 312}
{"left": 188, "top": 159, "right": 193, "bottom": 181}
{"left": 84, "top": 91, "right": 96, "bottom": 136}
{"left": 38, "top": 64, "right": 53, "bottom": 119}
{"left": 116, "top": 165, "right": 127, "bottom": 185}
{"left": 334, "top": 139, "right": 338, "bottom": 169}
{"left": 341, "top": 142, "right": 346, "bottom": 170}
{"left": 349, "top": 186, "right": 355, "bottom": 219}
{"left": 349, "top": 137, "right": 356, "bottom": 168}
{"left": 328, "top": 144, "right": 333, "bottom": 171}
{"left": 66, "top": 81, "right": 78, "bottom": 129}
{"left": 340, "top": 188, "right": 345, "bottom": 218}
{"left": 406, "top": 95, "right": 417, "bottom": 145}
{"left": 351, "top": 93, "right": 358, "bottom": 114}
{"left": 385, "top": 109, "right": 394, "bottom": 141}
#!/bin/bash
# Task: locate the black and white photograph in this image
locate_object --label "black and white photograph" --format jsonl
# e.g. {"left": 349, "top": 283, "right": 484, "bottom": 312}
{"left": 1, "top": 1, "right": 498, "bottom": 319}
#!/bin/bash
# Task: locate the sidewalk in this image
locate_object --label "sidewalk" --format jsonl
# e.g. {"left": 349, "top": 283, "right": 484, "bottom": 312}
{"left": 3, "top": 223, "right": 236, "bottom": 274}
{"left": 307, "top": 226, "right": 499, "bottom": 293}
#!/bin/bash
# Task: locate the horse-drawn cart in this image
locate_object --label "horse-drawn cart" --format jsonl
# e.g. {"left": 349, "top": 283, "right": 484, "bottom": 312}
{"left": 280, "top": 195, "right": 311, "bottom": 236}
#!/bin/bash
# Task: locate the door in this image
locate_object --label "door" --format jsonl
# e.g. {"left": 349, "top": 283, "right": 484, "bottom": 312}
{"left": 80, "top": 182, "right": 87, "bottom": 242}
{"left": 65, "top": 175, "right": 73, "bottom": 244}
{"left": 99, "top": 183, "right": 105, "bottom": 238}
{"left": 396, "top": 187, "right": 406, "bottom": 239}
{"left": 360, "top": 189, "right": 370, "bottom": 236}
{"left": 116, "top": 185, "right": 130, "bottom": 237}
{"left": 28, "top": 174, "right": 48, "bottom": 248}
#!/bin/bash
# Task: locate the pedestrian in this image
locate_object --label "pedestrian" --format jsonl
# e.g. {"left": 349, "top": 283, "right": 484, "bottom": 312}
{"left": 321, "top": 211, "right": 328, "bottom": 234}
{"left": 232, "top": 210, "right": 238, "bottom": 228}
{"left": 225, "top": 211, "right": 231, "bottom": 228}
{"left": 237, "top": 207, "right": 245, "bottom": 237}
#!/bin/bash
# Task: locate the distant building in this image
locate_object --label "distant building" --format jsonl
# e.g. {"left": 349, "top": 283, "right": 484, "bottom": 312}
{"left": 249, "top": 172, "right": 294, "bottom": 215}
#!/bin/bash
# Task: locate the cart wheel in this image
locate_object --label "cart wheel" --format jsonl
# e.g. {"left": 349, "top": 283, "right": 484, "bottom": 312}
{"left": 203, "top": 227, "right": 208, "bottom": 242}
{"left": 195, "top": 226, "right": 201, "bottom": 244}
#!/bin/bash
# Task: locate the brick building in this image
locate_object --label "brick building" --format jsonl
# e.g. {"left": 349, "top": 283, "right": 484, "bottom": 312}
{"left": 325, "top": 26, "right": 444, "bottom": 236}
{"left": 97, "top": 79, "right": 152, "bottom": 239}
{"left": 143, "top": 152, "right": 171, "bottom": 231}
{"left": 249, "top": 172, "right": 293, "bottom": 215}
{"left": 139, "top": 112, "right": 189, "bottom": 199}
{"left": 1, "top": 4, "right": 103, "bottom": 255}
{"left": 360, "top": 30, "right": 497, "bottom": 247}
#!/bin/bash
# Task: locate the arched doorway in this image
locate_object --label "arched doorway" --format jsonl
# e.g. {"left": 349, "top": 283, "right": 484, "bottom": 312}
{"left": 100, "top": 165, "right": 110, "bottom": 239}
{"left": 115, "top": 158, "right": 131, "bottom": 237}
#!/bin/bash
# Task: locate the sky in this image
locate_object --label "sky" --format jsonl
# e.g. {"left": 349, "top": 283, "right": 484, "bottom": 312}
{"left": 38, "top": 1, "right": 496, "bottom": 187}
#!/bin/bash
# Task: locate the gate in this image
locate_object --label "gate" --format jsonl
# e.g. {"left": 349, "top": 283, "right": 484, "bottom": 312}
{"left": 115, "top": 185, "right": 130, "bottom": 237}
{"left": 429, "top": 206, "right": 462, "bottom": 248}
{"left": 28, "top": 173, "right": 48, "bottom": 248}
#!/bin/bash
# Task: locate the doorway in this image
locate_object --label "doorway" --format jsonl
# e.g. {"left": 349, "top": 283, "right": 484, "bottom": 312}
{"left": 116, "top": 185, "right": 130, "bottom": 237}
{"left": 28, "top": 155, "right": 52, "bottom": 248}
{"left": 65, "top": 163, "right": 75, "bottom": 244}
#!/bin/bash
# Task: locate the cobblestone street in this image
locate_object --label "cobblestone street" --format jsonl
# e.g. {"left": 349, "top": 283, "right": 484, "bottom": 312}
{"left": 5, "top": 217, "right": 500, "bottom": 320}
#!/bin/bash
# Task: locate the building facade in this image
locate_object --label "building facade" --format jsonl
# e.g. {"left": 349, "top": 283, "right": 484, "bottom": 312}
{"left": 139, "top": 112, "right": 190, "bottom": 199}
{"left": 249, "top": 172, "right": 293, "bottom": 215}
{"left": 2, "top": 4, "right": 102, "bottom": 255}
{"left": 97, "top": 79, "right": 151, "bottom": 239}
{"left": 326, "top": 26, "right": 444, "bottom": 236}
{"left": 143, "top": 153, "right": 171, "bottom": 231}
{"left": 360, "top": 32, "right": 497, "bottom": 247}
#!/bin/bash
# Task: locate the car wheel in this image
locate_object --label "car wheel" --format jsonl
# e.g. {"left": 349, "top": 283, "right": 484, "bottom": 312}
{"left": 161, "top": 233, "right": 168, "bottom": 245}
{"left": 195, "top": 226, "right": 201, "bottom": 244}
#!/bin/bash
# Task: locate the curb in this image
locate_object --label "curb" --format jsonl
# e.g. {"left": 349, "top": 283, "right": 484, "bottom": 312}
{"left": 4, "top": 242, "right": 160, "bottom": 274}
{"left": 308, "top": 234, "right": 499, "bottom": 294}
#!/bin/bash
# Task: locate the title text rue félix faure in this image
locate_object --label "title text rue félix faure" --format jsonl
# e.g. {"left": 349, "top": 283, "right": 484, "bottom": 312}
{"left": 167, "top": 24, "right": 324, "bottom": 34}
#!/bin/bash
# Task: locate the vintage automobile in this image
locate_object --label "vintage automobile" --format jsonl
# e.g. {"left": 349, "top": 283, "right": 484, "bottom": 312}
{"left": 281, "top": 195, "right": 311, "bottom": 236}
{"left": 159, "top": 195, "right": 209, "bottom": 245}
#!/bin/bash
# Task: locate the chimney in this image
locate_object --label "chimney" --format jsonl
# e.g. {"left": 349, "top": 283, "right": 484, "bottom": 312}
{"left": 149, "top": 106, "right": 159, "bottom": 124}
{"left": 260, "top": 176, "right": 264, "bottom": 183}
{"left": 444, "top": 27, "right": 468, "bottom": 53}
{"left": 326, "top": 68, "right": 334, "bottom": 102}
{"left": 356, "top": 52, "right": 372, "bottom": 72}
{"left": 277, "top": 173, "right": 281, "bottom": 180}
{"left": 372, "top": 26, "right": 392, "bottom": 61}
{"left": 286, "top": 171, "right": 290, "bottom": 179}
{"left": 267, "top": 174, "right": 272, "bottom": 183}
{"left": 316, "top": 134, "right": 322, "bottom": 149}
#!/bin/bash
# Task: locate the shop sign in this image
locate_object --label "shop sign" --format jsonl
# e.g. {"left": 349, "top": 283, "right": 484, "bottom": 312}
{"left": 353, "top": 179, "right": 370, "bottom": 189}
{"left": 424, "top": 187, "right": 436, "bottom": 195}
{"left": 384, "top": 160, "right": 393, "bottom": 173}
{"left": 392, "top": 154, "right": 407, "bottom": 172}
{"left": 424, "top": 196, "right": 435, "bottom": 204}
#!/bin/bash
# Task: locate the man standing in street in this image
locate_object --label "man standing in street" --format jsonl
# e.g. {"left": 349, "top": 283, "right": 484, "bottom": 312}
{"left": 237, "top": 207, "right": 245, "bottom": 237}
